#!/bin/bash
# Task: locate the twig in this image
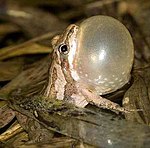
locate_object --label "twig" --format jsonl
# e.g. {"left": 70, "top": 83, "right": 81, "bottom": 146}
{"left": 0, "top": 124, "right": 24, "bottom": 141}
{"left": 86, "top": 0, "right": 124, "bottom": 9}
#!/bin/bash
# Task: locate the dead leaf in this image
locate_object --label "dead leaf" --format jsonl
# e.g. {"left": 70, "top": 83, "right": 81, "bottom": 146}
{"left": 123, "top": 68, "right": 150, "bottom": 125}
{"left": 0, "top": 60, "right": 24, "bottom": 81}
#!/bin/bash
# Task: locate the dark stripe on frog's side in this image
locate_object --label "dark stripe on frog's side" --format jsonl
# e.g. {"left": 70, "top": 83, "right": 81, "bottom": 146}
{"left": 43, "top": 63, "right": 58, "bottom": 99}
{"left": 48, "top": 66, "right": 58, "bottom": 99}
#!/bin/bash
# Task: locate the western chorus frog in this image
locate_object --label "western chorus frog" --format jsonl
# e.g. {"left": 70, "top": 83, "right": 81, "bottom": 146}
{"left": 44, "top": 15, "right": 134, "bottom": 113}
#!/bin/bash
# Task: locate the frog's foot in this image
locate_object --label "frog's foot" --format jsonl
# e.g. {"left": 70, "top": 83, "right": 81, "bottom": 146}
{"left": 80, "top": 88, "right": 129, "bottom": 114}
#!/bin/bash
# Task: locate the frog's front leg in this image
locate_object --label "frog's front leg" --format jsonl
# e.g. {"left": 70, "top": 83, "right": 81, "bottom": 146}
{"left": 72, "top": 87, "right": 128, "bottom": 113}
{"left": 81, "top": 88, "right": 129, "bottom": 113}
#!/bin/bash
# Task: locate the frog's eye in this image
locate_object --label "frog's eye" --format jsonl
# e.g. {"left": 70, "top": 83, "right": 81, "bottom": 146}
{"left": 58, "top": 44, "right": 69, "bottom": 55}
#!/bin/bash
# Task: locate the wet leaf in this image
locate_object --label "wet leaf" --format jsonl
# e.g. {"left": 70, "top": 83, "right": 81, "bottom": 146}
{"left": 6, "top": 95, "right": 150, "bottom": 147}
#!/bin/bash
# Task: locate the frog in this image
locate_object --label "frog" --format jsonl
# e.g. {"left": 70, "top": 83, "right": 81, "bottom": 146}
{"left": 0, "top": 15, "right": 134, "bottom": 145}
{"left": 43, "top": 15, "right": 134, "bottom": 113}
